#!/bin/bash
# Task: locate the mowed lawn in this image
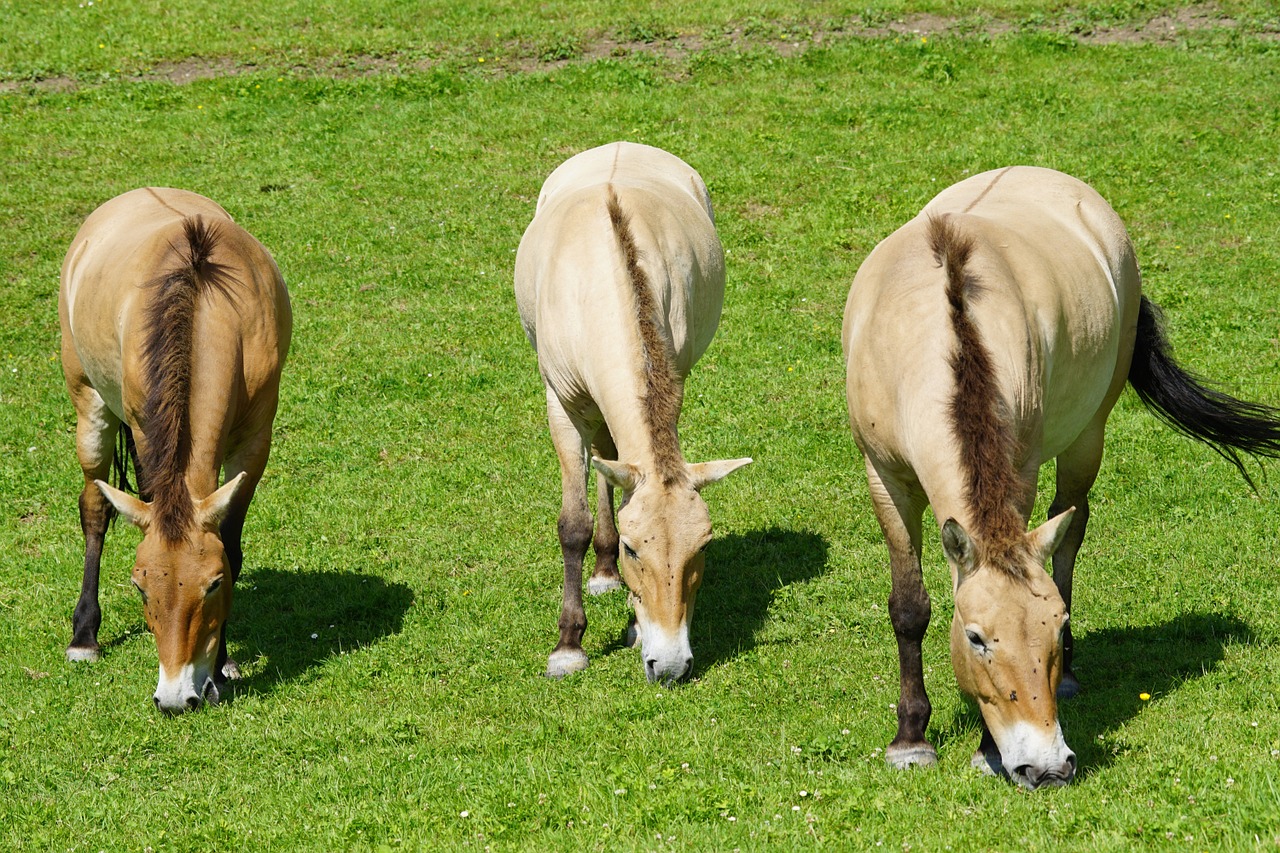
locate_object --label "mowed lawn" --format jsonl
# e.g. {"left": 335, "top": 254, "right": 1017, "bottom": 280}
{"left": 2, "top": 2, "right": 1280, "bottom": 849}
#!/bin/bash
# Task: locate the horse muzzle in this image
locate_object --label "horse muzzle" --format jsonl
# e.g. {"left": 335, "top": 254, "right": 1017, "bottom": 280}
{"left": 1010, "top": 753, "right": 1077, "bottom": 790}
{"left": 637, "top": 621, "right": 694, "bottom": 686}
{"left": 997, "top": 720, "right": 1077, "bottom": 790}
{"left": 153, "top": 663, "right": 221, "bottom": 714}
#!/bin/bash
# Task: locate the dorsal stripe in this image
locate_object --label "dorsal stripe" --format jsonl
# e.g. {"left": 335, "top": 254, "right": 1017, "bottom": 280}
{"left": 930, "top": 214, "right": 1030, "bottom": 570}
{"left": 140, "top": 216, "right": 236, "bottom": 542}
{"left": 605, "top": 187, "right": 685, "bottom": 486}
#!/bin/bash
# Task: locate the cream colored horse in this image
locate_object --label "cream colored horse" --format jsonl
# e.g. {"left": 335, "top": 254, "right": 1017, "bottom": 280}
{"left": 61, "top": 188, "right": 290, "bottom": 712}
{"left": 516, "top": 142, "right": 750, "bottom": 684}
{"left": 844, "top": 166, "right": 1280, "bottom": 788}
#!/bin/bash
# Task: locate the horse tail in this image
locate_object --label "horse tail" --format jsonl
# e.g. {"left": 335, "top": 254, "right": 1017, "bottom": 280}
{"left": 1129, "top": 295, "right": 1280, "bottom": 488}
{"left": 140, "top": 215, "right": 235, "bottom": 541}
{"left": 110, "top": 423, "right": 135, "bottom": 496}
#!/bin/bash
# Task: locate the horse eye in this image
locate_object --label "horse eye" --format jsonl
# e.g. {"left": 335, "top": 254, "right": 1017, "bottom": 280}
{"left": 206, "top": 577, "right": 223, "bottom": 596}
{"left": 131, "top": 580, "right": 147, "bottom": 602}
{"left": 623, "top": 543, "right": 638, "bottom": 561}
{"left": 965, "top": 629, "right": 987, "bottom": 651}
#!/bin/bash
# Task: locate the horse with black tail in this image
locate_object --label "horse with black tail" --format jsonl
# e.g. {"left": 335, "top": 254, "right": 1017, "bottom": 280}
{"left": 60, "top": 188, "right": 291, "bottom": 713}
{"left": 842, "top": 166, "right": 1280, "bottom": 788}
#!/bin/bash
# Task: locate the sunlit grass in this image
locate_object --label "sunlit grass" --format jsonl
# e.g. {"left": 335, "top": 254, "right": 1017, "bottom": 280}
{"left": 2, "top": 3, "right": 1280, "bottom": 849}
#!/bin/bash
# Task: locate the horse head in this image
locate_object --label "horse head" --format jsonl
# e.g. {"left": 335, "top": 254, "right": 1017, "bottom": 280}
{"left": 96, "top": 473, "right": 248, "bottom": 713}
{"left": 942, "top": 509, "right": 1077, "bottom": 789}
{"left": 594, "top": 456, "right": 751, "bottom": 685}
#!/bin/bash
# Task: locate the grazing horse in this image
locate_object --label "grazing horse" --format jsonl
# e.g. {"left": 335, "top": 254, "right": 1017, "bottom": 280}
{"left": 842, "top": 166, "right": 1280, "bottom": 788}
{"left": 60, "top": 188, "right": 291, "bottom": 713}
{"left": 515, "top": 142, "right": 751, "bottom": 685}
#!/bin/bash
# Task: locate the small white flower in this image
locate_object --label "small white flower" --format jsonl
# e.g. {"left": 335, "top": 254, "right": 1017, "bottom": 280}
{"left": 460, "top": 810, "right": 469, "bottom": 818}
{"left": 792, "top": 805, "right": 801, "bottom": 812}
{"left": 310, "top": 633, "right": 318, "bottom": 639}
{"left": 799, "top": 790, "right": 808, "bottom": 797}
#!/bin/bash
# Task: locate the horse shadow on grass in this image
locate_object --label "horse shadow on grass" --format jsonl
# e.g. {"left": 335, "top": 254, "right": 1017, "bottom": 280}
{"left": 227, "top": 566, "right": 414, "bottom": 698}
{"left": 594, "top": 527, "right": 830, "bottom": 677}
{"left": 935, "top": 611, "right": 1255, "bottom": 778}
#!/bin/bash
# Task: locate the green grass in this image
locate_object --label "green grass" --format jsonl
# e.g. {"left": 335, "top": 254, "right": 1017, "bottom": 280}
{"left": 3, "top": 2, "right": 1280, "bottom": 849}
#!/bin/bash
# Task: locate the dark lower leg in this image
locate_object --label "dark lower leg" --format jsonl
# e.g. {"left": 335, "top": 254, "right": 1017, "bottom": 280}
{"left": 553, "top": 510, "right": 592, "bottom": 656}
{"left": 69, "top": 488, "right": 112, "bottom": 654}
{"left": 588, "top": 433, "right": 620, "bottom": 588}
{"left": 972, "top": 721, "right": 1004, "bottom": 775}
{"left": 888, "top": 562, "right": 933, "bottom": 758}
{"left": 1049, "top": 498, "right": 1088, "bottom": 697}
{"left": 218, "top": 510, "right": 248, "bottom": 681}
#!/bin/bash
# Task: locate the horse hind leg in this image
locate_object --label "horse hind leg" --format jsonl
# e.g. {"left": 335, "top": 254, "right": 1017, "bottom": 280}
{"left": 545, "top": 391, "right": 592, "bottom": 678}
{"left": 1049, "top": 423, "right": 1106, "bottom": 699}
{"left": 866, "top": 459, "right": 937, "bottom": 768}
{"left": 587, "top": 426, "right": 622, "bottom": 596}
{"left": 67, "top": 391, "right": 122, "bottom": 662}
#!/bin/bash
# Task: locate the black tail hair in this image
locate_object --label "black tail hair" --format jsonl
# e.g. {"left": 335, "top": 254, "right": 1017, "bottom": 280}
{"left": 1129, "top": 295, "right": 1280, "bottom": 489}
{"left": 110, "top": 424, "right": 135, "bottom": 495}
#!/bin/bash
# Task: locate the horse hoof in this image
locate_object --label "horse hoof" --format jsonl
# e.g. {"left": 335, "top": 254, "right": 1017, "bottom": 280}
{"left": 885, "top": 744, "right": 937, "bottom": 769}
{"left": 1057, "top": 672, "right": 1081, "bottom": 700}
{"left": 623, "top": 620, "right": 641, "bottom": 648}
{"left": 545, "top": 649, "right": 589, "bottom": 679}
{"left": 972, "top": 748, "right": 1005, "bottom": 777}
{"left": 222, "top": 659, "right": 242, "bottom": 681}
{"left": 587, "top": 575, "right": 623, "bottom": 596}
{"left": 66, "top": 646, "right": 100, "bottom": 663}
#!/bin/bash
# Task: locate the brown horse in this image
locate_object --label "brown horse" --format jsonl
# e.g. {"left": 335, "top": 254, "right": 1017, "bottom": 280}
{"left": 515, "top": 142, "right": 751, "bottom": 684}
{"left": 843, "top": 166, "right": 1280, "bottom": 788}
{"left": 60, "top": 188, "right": 291, "bottom": 713}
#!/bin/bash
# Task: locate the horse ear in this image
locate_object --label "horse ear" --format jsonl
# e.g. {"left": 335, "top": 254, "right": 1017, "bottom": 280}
{"left": 687, "top": 457, "right": 753, "bottom": 491}
{"left": 941, "top": 518, "right": 977, "bottom": 580}
{"left": 196, "top": 472, "right": 249, "bottom": 530}
{"left": 95, "top": 480, "right": 151, "bottom": 530}
{"left": 592, "top": 457, "right": 640, "bottom": 493}
{"left": 1027, "top": 507, "right": 1076, "bottom": 564}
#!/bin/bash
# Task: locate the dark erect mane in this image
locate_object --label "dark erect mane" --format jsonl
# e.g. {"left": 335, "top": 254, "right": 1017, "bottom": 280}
{"left": 140, "top": 215, "right": 236, "bottom": 542}
{"left": 930, "top": 214, "right": 1029, "bottom": 570}
{"left": 605, "top": 186, "right": 685, "bottom": 486}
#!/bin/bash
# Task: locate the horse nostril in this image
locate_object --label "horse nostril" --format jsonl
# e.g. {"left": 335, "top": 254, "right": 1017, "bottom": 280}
{"left": 185, "top": 695, "right": 200, "bottom": 710}
{"left": 645, "top": 658, "right": 658, "bottom": 681}
{"left": 153, "top": 696, "right": 161, "bottom": 710}
{"left": 680, "top": 657, "right": 693, "bottom": 680}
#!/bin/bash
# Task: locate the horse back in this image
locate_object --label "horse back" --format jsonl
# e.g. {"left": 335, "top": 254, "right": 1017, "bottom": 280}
{"left": 515, "top": 144, "right": 724, "bottom": 413}
{"left": 60, "top": 188, "right": 290, "bottom": 429}
{"left": 845, "top": 167, "right": 1140, "bottom": 485}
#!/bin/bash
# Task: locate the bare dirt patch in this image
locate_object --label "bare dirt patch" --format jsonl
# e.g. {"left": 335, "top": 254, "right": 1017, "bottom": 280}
{"left": 1, "top": 5, "right": 1265, "bottom": 95}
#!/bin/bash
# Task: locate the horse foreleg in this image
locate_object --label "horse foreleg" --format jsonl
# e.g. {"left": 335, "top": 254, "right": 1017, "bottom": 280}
{"left": 218, "top": 438, "right": 271, "bottom": 683}
{"left": 1049, "top": 425, "right": 1105, "bottom": 699}
{"left": 587, "top": 426, "right": 622, "bottom": 595}
{"left": 971, "top": 722, "right": 1005, "bottom": 777}
{"left": 866, "top": 459, "right": 935, "bottom": 768}
{"left": 545, "top": 393, "right": 592, "bottom": 678}
{"left": 67, "top": 399, "right": 120, "bottom": 662}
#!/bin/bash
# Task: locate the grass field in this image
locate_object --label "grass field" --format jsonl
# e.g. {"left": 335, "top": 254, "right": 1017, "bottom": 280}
{"left": 3, "top": 1, "right": 1280, "bottom": 849}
